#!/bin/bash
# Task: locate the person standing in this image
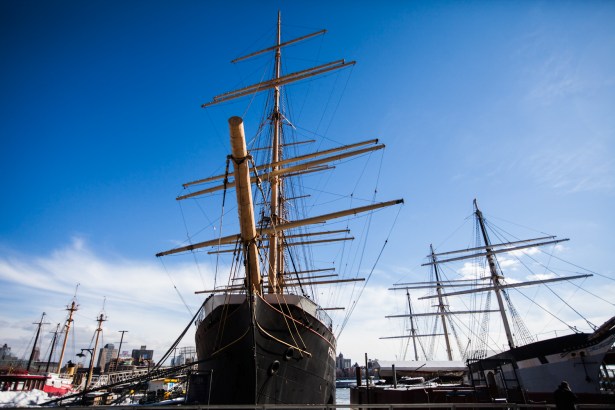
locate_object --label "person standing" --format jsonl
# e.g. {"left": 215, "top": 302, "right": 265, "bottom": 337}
{"left": 554, "top": 381, "right": 577, "bottom": 410}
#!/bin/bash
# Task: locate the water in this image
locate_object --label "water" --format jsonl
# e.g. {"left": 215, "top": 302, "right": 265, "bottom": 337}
{"left": 336, "top": 388, "right": 350, "bottom": 404}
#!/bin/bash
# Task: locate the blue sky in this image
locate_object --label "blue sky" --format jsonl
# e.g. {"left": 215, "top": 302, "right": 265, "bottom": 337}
{"left": 1, "top": 1, "right": 614, "bottom": 365}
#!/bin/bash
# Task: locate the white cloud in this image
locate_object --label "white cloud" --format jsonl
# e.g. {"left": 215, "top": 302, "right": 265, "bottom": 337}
{"left": 458, "top": 262, "right": 489, "bottom": 279}
{"left": 526, "top": 273, "right": 557, "bottom": 281}
{"left": 1, "top": 237, "right": 611, "bottom": 368}
{"left": 0, "top": 238, "right": 216, "bottom": 364}
{"left": 509, "top": 247, "right": 540, "bottom": 257}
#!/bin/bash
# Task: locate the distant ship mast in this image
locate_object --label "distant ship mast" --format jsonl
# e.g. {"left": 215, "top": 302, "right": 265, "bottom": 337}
{"left": 419, "top": 199, "right": 588, "bottom": 352}
{"left": 57, "top": 286, "right": 79, "bottom": 373}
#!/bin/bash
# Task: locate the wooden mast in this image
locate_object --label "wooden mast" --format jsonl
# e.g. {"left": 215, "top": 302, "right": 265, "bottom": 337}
{"left": 56, "top": 299, "right": 78, "bottom": 373}
{"left": 229, "top": 116, "right": 261, "bottom": 293}
{"left": 268, "top": 11, "right": 282, "bottom": 294}
{"left": 406, "top": 291, "right": 420, "bottom": 361}
{"left": 473, "top": 199, "right": 516, "bottom": 349}
{"left": 27, "top": 312, "right": 47, "bottom": 372}
{"left": 157, "top": 16, "right": 405, "bottom": 296}
{"left": 45, "top": 323, "right": 61, "bottom": 372}
{"left": 86, "top": 313, "right": 106, "bottom": 390}
{"left": 430, "top": 244, "right": 453, "bottom": 361}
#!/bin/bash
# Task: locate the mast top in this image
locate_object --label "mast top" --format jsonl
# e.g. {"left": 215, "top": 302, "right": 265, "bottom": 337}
{"left": 230, "top": 11, "right": 326, "bottom": 64}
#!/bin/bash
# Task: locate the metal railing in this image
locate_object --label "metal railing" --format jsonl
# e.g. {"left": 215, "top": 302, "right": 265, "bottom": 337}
{"left": 4, "top": 403, "right": 614, "bottom": 410}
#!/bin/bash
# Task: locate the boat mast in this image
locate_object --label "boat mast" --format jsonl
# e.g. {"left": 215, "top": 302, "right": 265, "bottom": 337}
{"left": 27, "top": 312, "right": 48, "bottom": 372}
{"left": 430, "top": 244, "right": 453, "bottom": 361}
{"left": 45, "top": 323, "right": 61, "bottom": 372}
{"left": 268, "top": 11, "right": 282, "bottom": 294}
{"left": 406, "top": 291, "right": 420, "bottom": 361}
{"left": 230, "top": 116, "right": 262, "bottom": 292}
{"left": 473, "top": 199, "right": 516, "bottom": 349}
{"left": 56, "top": 299, "right": 78, "bottom": 373}
{"left": 86, "top": 313, "right": 106, "bottom": 389}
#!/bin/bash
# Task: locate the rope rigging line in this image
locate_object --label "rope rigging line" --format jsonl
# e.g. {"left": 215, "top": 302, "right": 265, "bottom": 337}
{"left": 242, "top": 61, "right": 272, "bottom": 120}
{"left": 20, "top": 326, "right": 37, "bottom": 361}
{"left": 284, "top": 237, "right": 306, "bottom": 297}
{"left": 175, "top": 200, "right": 214, "bottom": 294}
{"left": 427, "top": 317, "right": 438, "bottom": 360}
{"left": 515, "top": 247, "right": 614, "bottom": 307}
{"left": 265, "top": 291, "right": 310, "bottom": 354}
{"left": 337, "top": 204, "right": 403, "bottom": 338}
{"left": 314, "top": 69, "right": 346, "bottom": 145}
{"left": 334, "top": 148, "right": 386, "bottom": 332}
{"left": 485, "top": 216, "right": 601, "bottom": 331}
{"left": 502, "top": 289, "right": 534, "bottom": 345}
{"left": 448, "top": 309, "right": 466, "bottom": 361}
{"left": 510, "top": 282, "right": 589, "bottom": 333}
{"left": 435, "top": 266, "right": 482, "bottom": 360}
{"left": 474, "top": 290, "right": 491, "bottom": 360}
{"left": 158, "top": 258, "right": 194, "bottom": 317}
{"left": 506, "top": 248, "right": 599, "bottom": 329}
{"left": 548, "top": 252, "right": 615, "bottom": 282}
{"left": 213, "top": 156, "right": 232, "bottom": 290}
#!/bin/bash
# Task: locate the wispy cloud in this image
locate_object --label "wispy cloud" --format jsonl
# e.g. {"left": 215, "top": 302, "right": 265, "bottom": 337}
{"left": 525, "top": 141, "right": 615, "bottom": 194}
{"left": 0, "top": 237, "right": 214, "bottom": 362}
{"left": 525, "top": 50, "right": 580, "bottom": 106}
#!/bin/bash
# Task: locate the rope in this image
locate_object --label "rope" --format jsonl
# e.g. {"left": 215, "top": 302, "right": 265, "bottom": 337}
{"left": 210, "top": 326, "right": 252, "bottom": 358}
{"left": 258, "top": 293, "right": 334, "bottom": 349}
{"left": 337, "top": 204, "right": 403, "bottom": 337}
{"left": 255, "top": 321, "right": 311, "bottom": 357}
{"left": 159, "top": 258, "right": 193, "bottom": 316}
{"left": 214, "top": 156, "right": 232, "bottom": 290}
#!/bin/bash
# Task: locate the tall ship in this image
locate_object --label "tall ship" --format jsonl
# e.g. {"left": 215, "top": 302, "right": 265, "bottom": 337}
{"left": 156, "top": 13, "right": 403, "bottom": 405}
{"left": 387, "top": 199, "right": 615, "bottom": 404}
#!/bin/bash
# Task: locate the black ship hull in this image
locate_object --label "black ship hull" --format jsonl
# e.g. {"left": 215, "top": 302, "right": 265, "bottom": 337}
{"left": 187, "top": 293, "right": 336, "bottom": 405}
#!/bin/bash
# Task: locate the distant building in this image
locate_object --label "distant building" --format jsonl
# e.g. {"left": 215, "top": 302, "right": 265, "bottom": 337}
{"left": 1, "top": 344, "right": 14, "bottom": 360}
{"left": 0, "top": 344, "right": 22, "bottom": 368}
{"left": 336, "top": 352, "right": 352, "bottom": 370}
{"left": 132, "top": 345, "right": 154, "bottom": 365}
{"left": 31, "top": 347, "right": 40, "bottom": 362}
{"left": 171, "top": 346, "right": 197, "bottom": 366}
{"left": 97, "top": 343, "right": 118, "bottom": 372}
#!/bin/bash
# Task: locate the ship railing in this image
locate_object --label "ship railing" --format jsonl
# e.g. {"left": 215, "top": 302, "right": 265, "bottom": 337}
{"left": 88, "top": 368, "right": 153, "bottom": 388}
{"left": 317, "top": 307, "right": 333, "bottom": 329}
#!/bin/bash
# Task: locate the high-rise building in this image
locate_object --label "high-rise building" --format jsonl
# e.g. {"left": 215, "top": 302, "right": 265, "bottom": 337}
{"left": 131, "top": 345, "right": 154, "bottom": 365}
{"left": 97, "top": 343, "right": 118, "bottom": 372}
{"left": 336, "top": 352, "right": 351, "bottom": 370}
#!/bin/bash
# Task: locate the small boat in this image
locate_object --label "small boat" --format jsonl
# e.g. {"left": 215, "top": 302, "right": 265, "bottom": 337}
{"left": 43, "top": 371, "right": 77, "bottom": 396}
{"left": 1, "top": 304, "right": 79, "bottom": 397}
{"left": 156, "top": 12, "right": 403, "bottom": 405}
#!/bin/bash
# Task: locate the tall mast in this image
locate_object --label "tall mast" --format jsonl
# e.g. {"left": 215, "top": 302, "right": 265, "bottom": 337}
{"left": 473, "top": 199, "right": 515, "bottom": 349}
{"left": 117, "top": 330, "right": 128, "bottom": 362}
{"left": 57, "top": 298, "right": 78, "bottom": 373}
{"left": 86, "top": 313, "right": 106, "bottom": 389}
{"left": 268, "top": 11, "right": 282, "bottom": 294}
{"left": 27, "top": 312, "right": 47, "bottom": 372}
{"left": 406, "top": 291, "right": 419, "bottom": 361}
{"left": 430, "top": 244, "right": 453, "bottom": 361}
{"left": 230, "top": 116, "right": 262, "bottom": 292}
{"left": 45, "top": 323, "right": 61, "bottom": 372}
